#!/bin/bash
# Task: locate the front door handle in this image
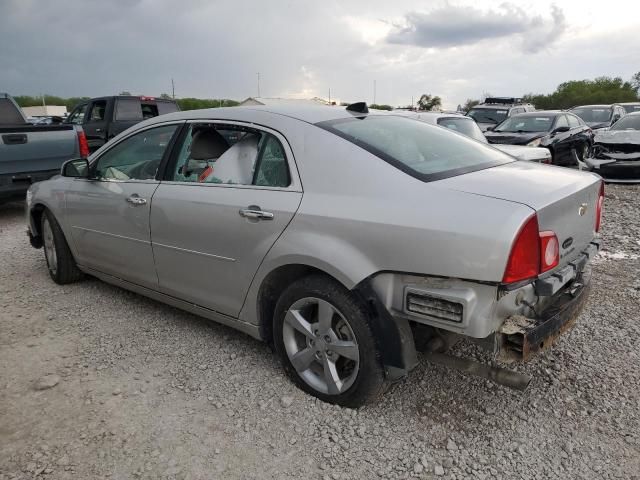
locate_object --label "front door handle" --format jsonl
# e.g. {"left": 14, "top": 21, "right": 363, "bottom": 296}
{"left": 126, "top": 195, "right": 147, "bottom": 206}
{"left": 239, "top": 205, "right": 274, "bottom": 220}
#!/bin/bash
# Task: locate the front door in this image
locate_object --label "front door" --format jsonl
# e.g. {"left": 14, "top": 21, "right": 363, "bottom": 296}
{"left": 65, "top": 123, "right": 182, "bottom": 288}
{"left": 150, "top": 122, "right": 302, "bottom": 317}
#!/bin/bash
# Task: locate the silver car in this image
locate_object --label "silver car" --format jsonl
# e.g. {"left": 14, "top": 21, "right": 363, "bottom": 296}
{"left": 26, "top": 104, "right": 603, "bottom": 407}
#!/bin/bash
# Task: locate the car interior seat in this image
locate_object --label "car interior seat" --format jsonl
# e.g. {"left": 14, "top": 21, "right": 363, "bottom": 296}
{"left": 180, "top": 128, "right": 230, "bottom": 180}
{"left": 206, "top": 133, "right": 260, "bottom": 184}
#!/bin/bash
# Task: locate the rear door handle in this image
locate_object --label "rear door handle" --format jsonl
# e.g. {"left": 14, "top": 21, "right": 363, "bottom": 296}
{"left": 2, "top": 134, "right": 27, "bottom": 145}
{"left": 126, "top": 194, "right": 147, "bottom": 206}
{"left": 239, "top": 205, "right": 274, "bottom": 220}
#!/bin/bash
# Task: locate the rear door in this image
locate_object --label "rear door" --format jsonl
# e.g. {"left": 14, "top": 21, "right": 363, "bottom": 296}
{"left": 549, "top": 114, "right": 573, "bottom": 165}
{"left": 150, "top": 121, "right": 302, "bottom": 317}
{"left": 65, "top": 122, "right": 182, "bottom": 288}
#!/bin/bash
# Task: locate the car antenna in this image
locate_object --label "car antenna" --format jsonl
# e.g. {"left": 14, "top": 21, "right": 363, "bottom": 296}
{"left": 346, "top": 102, "right": 369, "bottom": 114}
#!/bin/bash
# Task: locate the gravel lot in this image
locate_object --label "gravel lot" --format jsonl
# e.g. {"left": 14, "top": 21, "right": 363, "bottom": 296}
{"left": 1, "top": 184, "right": 639, "bottom": 480}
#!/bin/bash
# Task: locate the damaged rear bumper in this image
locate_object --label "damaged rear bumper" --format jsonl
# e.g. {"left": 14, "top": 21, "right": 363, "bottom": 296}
{"left": 498, "top": 261, "right": 593, "bottom": 362}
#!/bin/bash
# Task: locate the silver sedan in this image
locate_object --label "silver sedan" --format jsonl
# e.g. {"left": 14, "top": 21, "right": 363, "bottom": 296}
{"left": 26, "top": 104, "right": 603, "bottom": 406}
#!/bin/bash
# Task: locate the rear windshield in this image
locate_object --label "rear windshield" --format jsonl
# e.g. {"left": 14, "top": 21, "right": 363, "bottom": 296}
{"left": 437, "top": 117, "right": 487, "bottom": 142}
{"left": 610, "top": 115, "right": 640, "bottom": 131}
{"left": 571, "top": 107, "right": 612, "bottom": 123}
{"left": 317, "top": 115, "right": 512, "bottom": 182}
{"left": 0, "top": 98, "right": 26, "bottom": 124}
{"left": 467, "top": 108, "right": 508, "bottom": 124}
{"left": 494, "top": 115, "right": 555, "bottom": 133}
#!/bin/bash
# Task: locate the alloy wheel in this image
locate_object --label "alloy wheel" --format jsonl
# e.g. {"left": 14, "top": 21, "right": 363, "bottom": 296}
{"left": 43, "top": 218, "right": 57, "bottom": 275}
{"left": 282, "top": 297, "right": 360, "bottom": 395}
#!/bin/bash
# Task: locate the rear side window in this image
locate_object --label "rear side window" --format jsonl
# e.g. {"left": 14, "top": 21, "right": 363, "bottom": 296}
{"left": 317, "top": 116, "right": 512, "bottom": 182}
{"left": 157, "top": 101, "right": 179, "bottom": 115}
{"left": 115, "top": 99, "right": 143, "bottom": 121}
{"left": 0, "top": 98, "right": 25, "bottom": 124}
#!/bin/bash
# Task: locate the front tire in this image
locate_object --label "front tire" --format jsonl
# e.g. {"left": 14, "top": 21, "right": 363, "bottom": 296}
{"left": 273, "top": 275, "right": 387, "bottom": 407}
{"left": 42, "top": 210, "right": 83, "bottom": 285}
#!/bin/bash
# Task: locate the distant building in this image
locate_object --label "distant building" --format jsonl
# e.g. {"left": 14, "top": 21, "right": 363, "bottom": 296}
{"left": 22, "top": 105, "right": 67, "bottom": 117}
{"left": 239, "top": 97, "right": 332, "bottom": 107}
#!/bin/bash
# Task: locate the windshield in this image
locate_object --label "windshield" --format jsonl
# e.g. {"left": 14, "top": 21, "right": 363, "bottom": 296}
{"left": 467, "top": 108, "right": 508, "bottom": 124}
{"left": 610, "top": 115, "right": 640, "bottom": 131}
{"left": 571, "top": 107, "right": 612, "bottom": 123}
{"left": 317, "top": 115, "right": 512, "bottom": 182}
{"left": 494, "top": 115, "right": 554, "bottom": 133}
{"left": 437, "top": 117, "right": 487, "bottom": 143}
{"left": 622, "top": 104, "right": 640, "bottom": 114}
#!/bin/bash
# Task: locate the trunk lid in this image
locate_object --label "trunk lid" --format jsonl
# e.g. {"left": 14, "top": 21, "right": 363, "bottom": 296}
{"left": 436, "top": 162, "right": 601, "bottom": 269}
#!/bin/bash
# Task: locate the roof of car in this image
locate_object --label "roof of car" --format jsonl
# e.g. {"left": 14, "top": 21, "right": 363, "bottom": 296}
{"left": 571, "top": 104, "right": 618, "bottom": 108}
{"left": 510, "top": 111, "right": 563, "bottom": 117}
{"left": 145, "top": 103, "right": 394, "bottom": 126}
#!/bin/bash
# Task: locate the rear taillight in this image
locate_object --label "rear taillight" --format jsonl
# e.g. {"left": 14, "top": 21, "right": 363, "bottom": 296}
{"left": 77, "top": 130, "right": 90, "bottom": 158}
{"left": 595, "top": 181, "right": 604, "bottom": 232}
{"left": 503, "top": 215, "right": 561, "bottom": 284}
{"left": 503, "top": 215, "right": 540, "bottom": 284}
{"left": 539, "top": 231, "right": 559, "bottom": 273}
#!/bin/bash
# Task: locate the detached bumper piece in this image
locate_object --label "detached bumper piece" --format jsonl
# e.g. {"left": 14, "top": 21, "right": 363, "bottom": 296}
{"left": 499, "top": 266, "right": 592, "bottom": 362}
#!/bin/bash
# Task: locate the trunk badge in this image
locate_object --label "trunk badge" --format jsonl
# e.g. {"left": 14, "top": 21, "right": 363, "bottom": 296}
{"left": 578, "top": 203, "right": 588, "bottom": 216}
{"left": 562, "top": 237, "right": 574, "bottom": 249}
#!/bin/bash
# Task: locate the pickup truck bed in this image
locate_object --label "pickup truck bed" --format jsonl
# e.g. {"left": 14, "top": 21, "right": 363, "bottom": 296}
{"left": 0, "top": 94, "right": 85, "bottom": 202}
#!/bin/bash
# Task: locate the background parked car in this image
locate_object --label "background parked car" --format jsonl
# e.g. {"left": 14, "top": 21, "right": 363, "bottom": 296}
{"left": 65, "top": 95, "right": 180, "bottom": 153}
{"left": 0, "top": 93, "right": 88, "bottom": 204}
{"left": 398, "top": 111, "right": 551, "bottom": 163}
{"left": 484, "top": 111, "right": 593, "bottom": 166}
{"left": 583, "top": 111, "right": 640, "bottom": 182}
{"left": 620, "top": 102, "right": 640, "bottom": 114}
{"left": 466, "top": 97, "right": 535, "bottom": 132}
{"left": 569, "top": 104, "right": 626, "bottom": 131}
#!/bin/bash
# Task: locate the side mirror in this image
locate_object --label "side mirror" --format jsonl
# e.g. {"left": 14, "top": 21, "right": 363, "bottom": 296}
{"left": 486, "top": 126, "right": 494, "bottom": 131}
{"left": 61, "top": 158, "right": 90, "bottom": 178}
{"left": 553, "top": 125, "right": 570, "bottom": 134}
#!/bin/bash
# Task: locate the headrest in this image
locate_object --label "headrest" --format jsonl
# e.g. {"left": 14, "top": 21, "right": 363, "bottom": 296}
{"left": 190, "top": 128, "right": 229, "bottom": 160}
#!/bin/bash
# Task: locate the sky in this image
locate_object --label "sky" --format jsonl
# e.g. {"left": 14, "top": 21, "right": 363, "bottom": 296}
{"left": 1, "top": 0, "right": 639, "bottom": 109}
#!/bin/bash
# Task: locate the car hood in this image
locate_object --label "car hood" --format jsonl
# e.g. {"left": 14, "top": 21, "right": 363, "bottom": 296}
{"left": 484, "top": 131, "right": 544, "bottom": 145}
{"left": 594, "top": 130, "right": 640, "bottom": 146}
{"left": 492, "top": 144, "right": 551, "bottom": 162}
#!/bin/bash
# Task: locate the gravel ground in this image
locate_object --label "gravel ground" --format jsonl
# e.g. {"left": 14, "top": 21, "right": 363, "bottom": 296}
{"left": 1, "top": 184, "right": 639, "bottom": 480}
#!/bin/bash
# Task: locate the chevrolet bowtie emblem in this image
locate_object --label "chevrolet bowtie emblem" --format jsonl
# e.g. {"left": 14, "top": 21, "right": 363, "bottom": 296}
{"left": 578, "top": 203, "right": 588, "bottom": 216}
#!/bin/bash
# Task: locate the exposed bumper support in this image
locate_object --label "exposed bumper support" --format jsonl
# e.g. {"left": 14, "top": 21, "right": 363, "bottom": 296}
{"left": 499, "top": 266, "right": 592, "bottom": 361}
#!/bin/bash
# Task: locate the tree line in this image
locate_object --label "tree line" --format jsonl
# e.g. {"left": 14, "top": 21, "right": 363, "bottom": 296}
{"left": 12, "top": 94, "right": 239, "bottom": 112}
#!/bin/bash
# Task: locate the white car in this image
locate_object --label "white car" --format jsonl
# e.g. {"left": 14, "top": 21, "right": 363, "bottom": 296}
{"left": 396, "top": 111, "right": 552, "bottom": 163}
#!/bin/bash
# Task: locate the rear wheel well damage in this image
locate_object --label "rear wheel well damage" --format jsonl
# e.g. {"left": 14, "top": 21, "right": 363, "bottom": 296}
{"left": 257, "top": 265, "right": 419, "bottom": 381}
{"left": 28, "top": 203, "right": 47, "bottom": 248}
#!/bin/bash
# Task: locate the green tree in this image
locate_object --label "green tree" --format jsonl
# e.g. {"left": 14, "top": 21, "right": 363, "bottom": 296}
{"left": 417, "top": 94, "right": 442, "bottom": 111}
{"left": 463, "top": 99, "right": 480, "bottom": 112}
{"left": 523, "top": 76, "right": 638, "bottom": 110}
{"left": 631, "top": 71, "right": 640, "bottom": 93}
{"left": 370, "top": 104, "right": 393, "bottom": 111}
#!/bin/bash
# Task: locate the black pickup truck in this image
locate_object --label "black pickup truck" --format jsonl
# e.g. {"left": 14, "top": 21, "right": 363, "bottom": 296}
{"left": 65, "top": 95, "right": 180, "bottom": 152}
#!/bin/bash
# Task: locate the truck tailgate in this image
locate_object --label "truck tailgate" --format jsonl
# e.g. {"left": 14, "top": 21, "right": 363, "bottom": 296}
{"left": 0, "top": 125, "right": 78, "bottom": 175}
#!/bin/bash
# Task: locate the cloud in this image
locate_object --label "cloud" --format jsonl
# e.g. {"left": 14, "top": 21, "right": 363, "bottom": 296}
{"left": 386, "top": 3, "right": 567, "bottom": 52}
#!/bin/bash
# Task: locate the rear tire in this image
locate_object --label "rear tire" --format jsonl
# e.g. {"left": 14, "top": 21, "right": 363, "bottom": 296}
{"left": 42, "top": 210, "right": 83, "bottom": 285}
{"left": 273, "top": 274, "right": 387, "bottom": 407}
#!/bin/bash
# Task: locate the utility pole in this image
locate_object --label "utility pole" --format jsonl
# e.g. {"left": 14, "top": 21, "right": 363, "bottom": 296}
{"left": 373, "top": 80, "right": 376, "bottom": 105}
{"left": 257, "top": 72, "right": 261, "bottom": 98}
{"left": 328, "top": 87, "right": 331, "bottom": 105}
{"left": 171, "top": 78, "right": 175, "bottom": 99}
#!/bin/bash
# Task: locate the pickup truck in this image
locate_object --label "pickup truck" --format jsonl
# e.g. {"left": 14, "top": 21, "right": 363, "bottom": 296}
{"left": 65, "top": 95, "right": 180, "bottom": 152}
{"left": 0, "top": 93, "right": 88, "bottom": 204}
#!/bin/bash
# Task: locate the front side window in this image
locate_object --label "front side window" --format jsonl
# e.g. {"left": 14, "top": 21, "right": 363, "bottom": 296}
{"left": 494, "top": 115, "right": 555, "bottom": 133}
{"left": 169, "top": 123, "right": 290, "bottom": 187}
{"left": 317, "top": 115, "right": 512, "bottom": 182}
{"left": 467, "top": 108, "right": 508, "bottom": 124}
{"left": 554, "top": 115, "right": 569, "bottom": 129}
{"left": 567, "top": 114, "right": 581, "bottom": 128}
{"left": 94, "top": 124, "right": 179, "bottom": 181}
{"left": 67, "top": 104, "right": 87, "bottom": 125}
{"left": 436, "top": 117, "right": 487, "bottom": 143}
{"left": 88, "top": 100, "right": 107, "bottom": 122}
